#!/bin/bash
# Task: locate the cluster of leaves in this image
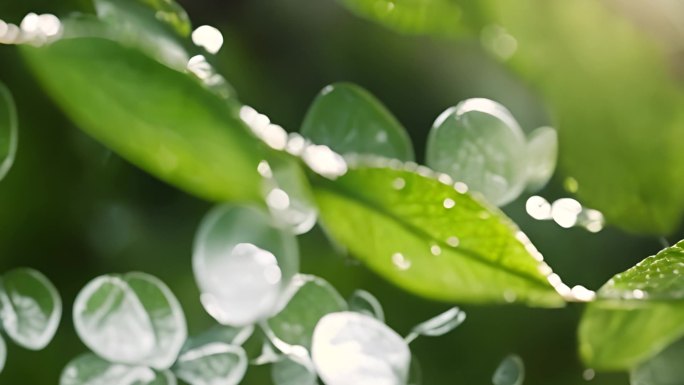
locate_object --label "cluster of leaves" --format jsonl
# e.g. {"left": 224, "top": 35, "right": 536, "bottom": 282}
{"left": 1, "top": 0, "right": 684, "bottom": 383}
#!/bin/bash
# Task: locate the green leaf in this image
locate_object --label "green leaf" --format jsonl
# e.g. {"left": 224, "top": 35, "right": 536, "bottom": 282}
{"left": 60, "top": 353, "right": 176, "bottom": 385}
{"left": 579, "top": 241, "right": 684, "bottom": 370}
{"left": 311, "top": 158, "right": 565, "bottom": 307}
{"left": 301, "top": 83, "right": 414, "bottom": 161}
{"left": 335, "top": 0, "right": 472, "bottom": 38}
{"left": 492, "top": 355, "right": 524, "bottom": 385}
{"left": 271, "top": 357, "right": 318, "bottom": 385}
{"left": 21, "top": 36, "right": 265, "bottom": 203}
{"left": 73, "top": 272, "right": 187, "bottom": 370}
{"left": 0, "top": 81, "right": 17, "bottom": 182}
{"left": 0, "top": 268, "right": 62, "bottom": 350}
{"left": 425, "top": 98, "right": 527, "bottom": 206}
{"left": 631, "top": 337, "right": 684, "bottom": 385}
{"left": 265, "top": 274, "right": 347, "bottom": 348}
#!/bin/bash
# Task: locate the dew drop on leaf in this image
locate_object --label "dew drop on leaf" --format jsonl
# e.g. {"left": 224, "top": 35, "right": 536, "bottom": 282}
{"left": 525, "top": 126, "right": 558, "bottom": 192}
{"left": 0, "top": 268, "right": 61, "bottom": 350}
{"left": 173, "top": 342, "right": 247, "bottom": 385}
{"left": 73, "top": 272, "right": 186, "bottom": 369}
{"left": 348, "top": 289, "right": 385, "bottom": 322}
{"left": 0, "top": 82, "right": 18, "bottom": 182}
{"left": 405, "top": 307, "right": 465, "bottom": 343}
{"left": 311, "top": 311, "right": 411, "bottom": 385}
{"left": 191, "top": 25, "right": 223, "bottom": 54}
{"left": 193, "top": 204, "right": 299, "bottom": 326}
{"left": 426, "top": 98, "right": 527, "bottom": 206}
{"left": 261, "top": 157, "right": 318, "bottom": 235}
{"left": 60, "top": 353, "right": 176, "bottom": 385}
{"left": 271, "top": 356, "right": 318, "bottom": 385}
{"left": 492, "top": 355, "right": 525, "bottom": 385}
{"left": 266, "top": 274, "right": 347, "bottom": 349}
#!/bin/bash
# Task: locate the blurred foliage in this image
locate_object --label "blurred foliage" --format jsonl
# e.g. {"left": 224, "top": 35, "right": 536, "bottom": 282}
{"left": 1, "top": 0, "right": 684, "bottom": 384}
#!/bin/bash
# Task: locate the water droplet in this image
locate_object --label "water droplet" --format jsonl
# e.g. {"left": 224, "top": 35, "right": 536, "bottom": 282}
{"left": 454, "top": 182, "right": 468, "bottom": 194}
{"left": 193, "top": 205, "right": 299, "bottom": 326}
{"left": 481, "top": 25, "right": 518, "bottom": 60}
{"left": 301, "top": 144, "right": 348, "bottom": 179}
{"left": 446, "top": 236, "right": 460, "bottom": 247}
{"left": 73, "top": 273, "right": 187, "bottom": 369}
{"left": 503, "top": 290, "right": 517, "bottom": 303}
{"left": 257, "top": 160, "right": 273, "bottom": 178}
{"left": 312, "top": 312, "right": 410, "bottom": 385}
{"left": 186, "top": 55, "right": 233, "bottom": 99}
{"left": 191, "top": 25, "right": 223, "bottom": 54}
{"left": 60, "top": 353, "right": 176, "bottom": 385}
{"left": 582, "top": 368, "right": 595, "bottom": 381}
{"left": 525, "top": 195, "right": 552, "bottom": 220}
{"left": 551, "top": 198, "right": 582, "bottom": 228}
{"left": 632, "top": 289, "right": 646, "bottom": 299}
{"left": 267, "top": 188, "right": 291, "bottom": 211}
{"left": 0, "top": 82, "right": 18, "bottom": 182}
{"left": 391, "top": 253, "right": 411, "bottom": 270}
{"left": 430, "top": 244, "right": 442, "bottom": 256}
{"left": 426, "top": 99, "right": 527, "bottom": 206}
{"left": 443, "top": 198, "right": 455, "bottom": 209}
{"left": 570, "top": 285, "right": 596, "bottom": 302}
{"left": 0, "top": 268, "right": 61, "bottom": 350}
{"left": 492, "top": 355, "right": 524, "bottom": 385}
{"left": 348, "top": 290, "right": 385, "bottom": 322}
{"left": 392, "top": 177, "right": 406, "bottom": 190}
{"left": 173, "top": 342, "right": 247, "bottom": 385}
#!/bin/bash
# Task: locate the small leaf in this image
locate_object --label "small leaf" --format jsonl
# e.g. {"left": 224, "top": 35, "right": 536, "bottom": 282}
{"left": 525, "top": 126, "right": 558, "bottom": 192}
{"left": 631, "top": 337, "right": 684, "bottom": 385}
{"left": 0, "top": 81, "right": 18, "bottom": 182}
{"left": 301, "top": 83, "right": 414, "bottom": 161}
{"left": 312, "top": 311, "right": 411, "bottom": 385}
{"left": 193, "top": 204, "right": 299, "bottom": 326}
{"left": 22, "top": 36, "right": 264, "bottom": 204}
{"left": 426, "top": 98, "right": 527, "bottom": 206}
{"left": 0, "top": 335, "right": 5, "bottom": 374}
{"left": 579, "top": 240, "right": 684, "bottom": 370}
{"left": 348, "top": 289, "right": 385, "bottom": 322}
{"left": 173, "top": 342, "right": 247, "bottom": 385}
{"left": 335, "top": 0, "right": 469, "bottom": 39}
{"left": 492, "top": 355, "right": 524, "bottom": 385}
{"left": 60, "top": 353, "right": 176, "bottom": 385}
{"left": 0, "top": 268, "right": 62, "bottom": 350}
{"left": 184, "top": 325, "right": 255, "bottom": 350}
{"left": 271, "top": 356, "right": 318, "bottom": 385}
{"left": 73, "top": 272, "right": 186, "bottom": 369}
{"left": 266, "top": 274, "right": 347, "bottom": 348}
{"left": 311, "top": 158, "right": 565, "bottom": 307}
{"left": 405, "top": 307, "right": 465, "bottom": 343}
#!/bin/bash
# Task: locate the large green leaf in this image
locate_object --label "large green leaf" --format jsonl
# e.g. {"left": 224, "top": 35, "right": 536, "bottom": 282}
{"left": 579, "top": 241, "right": 684, "bottom": 370}
{"left": 310, "top": 158, "right": 565, "bottom": 307}
{"left": 21, "top": 36, "right": 265, "bottom": 202}
{"left": 337, "top": 0, "right": 684, "bottom": 234}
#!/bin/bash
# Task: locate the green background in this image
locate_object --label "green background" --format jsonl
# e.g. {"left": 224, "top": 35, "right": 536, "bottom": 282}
{"left": 0, "top": 0, "right": 681, "bottom": 383}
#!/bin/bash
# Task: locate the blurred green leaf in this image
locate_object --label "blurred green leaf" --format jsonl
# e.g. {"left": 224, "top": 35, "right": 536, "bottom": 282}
{"left": 338, "top": 0, "right": 684, "bottom": 234}
{"left": 301, "top": 83, "right": 414, "bottom": 161}
{"left": 311, "top": 158, "right": 565, "bottom": 307}
{"left": 0, "top": 81, "right": 17, "bottom": 182}
{"left": 335, "top": 0, "right": 472, "bottom": 38}
{"left": 631, "top": 337, "right": 684, "bottom": 385}
{"left": 60, "top": 353, "right": 176, "bottom": 385}
{"left": 21, "top": 36, "right": 265, "bottom": 203}
{"left": 265, "top": 274, "right": 347, "bottom": 348}
{"left": 0, "top": 268, "right": 61, "bottom": 350}
{"left": 579, "top": 241, "right": 684, "bottom": 370}
{"left": 271, "top": 356, "right": 317, "bottom": 385}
